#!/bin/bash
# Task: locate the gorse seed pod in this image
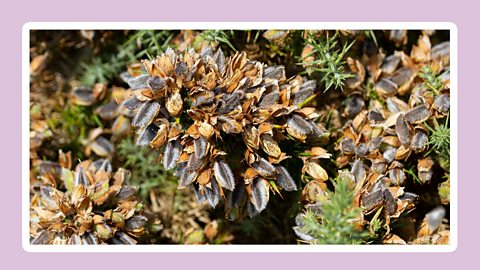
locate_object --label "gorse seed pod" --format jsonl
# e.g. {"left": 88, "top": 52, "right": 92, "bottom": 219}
{"left": 213, "top": 160, "right": 235, "bottom": 191}
{"left": 162, "top": 140, "right": 181, "bottom": 170}
{"left": 275, "top": 165, "right": 297, "bottom": 191}
{"left": 250, "top": 178, "right": 269, "bottom": 213}
{"left": 132, "top": 101, "right": 161, "bottom": 128}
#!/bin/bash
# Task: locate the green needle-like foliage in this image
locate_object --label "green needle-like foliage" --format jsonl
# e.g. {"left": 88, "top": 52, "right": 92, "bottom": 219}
{"left": 363, "top": 30, "right": 378, "bottom": 46}
{"left": 195, "top": 30, "right": 236, "bottom": 51}
{"left": 301, "top": 32, "right": 355, "bottom": 91}
{"left": 426, "top": 114, "right": 450, "bottom": 170}
{"left": 80, "top": 30, "right": 173, "bottom": 85}
{"left": 419, "top": 65, "right": 448, "bottom": 95}
{"left": 46, "top": 103, "right": 103, "bottom": 159}
{"left": 297, "top": 175, "right": 368, "bottom": 244}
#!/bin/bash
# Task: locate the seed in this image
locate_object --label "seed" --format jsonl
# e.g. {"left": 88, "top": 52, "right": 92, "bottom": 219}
{"left": 275, "top": 165, "right": 297, "bottom": 191}
{"left": 125, "top": 215, "right": 148, "bottom": 232}
{"left": 71, "top": 87, "right": 94, "bottom": 106}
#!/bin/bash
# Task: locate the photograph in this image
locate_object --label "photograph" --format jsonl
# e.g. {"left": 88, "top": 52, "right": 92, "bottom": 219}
{"left": 26, "top": 24, "right": 454, "bottom": 249}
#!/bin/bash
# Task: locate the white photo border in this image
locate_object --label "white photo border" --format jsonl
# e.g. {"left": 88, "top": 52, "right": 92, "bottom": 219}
{"left": 22, "top": 22, "right": 458, "bottom": 252}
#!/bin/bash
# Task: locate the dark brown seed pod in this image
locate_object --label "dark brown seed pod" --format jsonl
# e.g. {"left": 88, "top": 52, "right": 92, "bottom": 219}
{"left": 361, "top": 189, "right": 384, "bottom": 212}
{"left": 405, "top": 104, "right": 430, "bottom": 124}
{"left": 227, "top": 181, "right": 246, "bottom": 209}
{"left": 389, "top": 30, "right": 407, "bottom": 47}
{"left": 383, "top": 189, "right": 397, "bottom": 215}
{"left": 292, "top": 81, "right": 316, "bottom": 105}
{"left": 411, "top": 130, "right": 429, "bottom": 153}
{"left": 162, "top": 140, "right": 182, "bottom": 170}
{"left": 275, "top": 165, "right": 297, "bottom": 191}
{"left": 418, "top": 157, "right": 434, "bottom": 184}
{"left": 252, "top": 157, "right": 277, "bottom": 178}
{"left": 351, "top": 159, "right": 367, "bottom": 184}
{"left": 112, "top": 231, "right": 137, "bottom": 245}
{"left": 263, "top": 66, "right": 285, "bottom": 81}
{"left": 250, "top": 178, "right": 269, "bottom": 213}
{"left": 376, "top": 78, "right": 398, "bottom": 97}
{"left": 132, "top": 101, "right": 161, "bottom": 128}
{"left": 395, "top": 114, "right": 411, "bottom": 146}
{"left": 258, "top": 90, "right": 280, "bottom": 108}
{"left": 127, "top": 74, "right": 150, "bottom": 90}
{"left": 433, "top": 94, "right": 450, "bottom": 114}
{"left": 95, "top": 101, "right": 119, "bottom": 121}
{"left": 389, "top": 168, "right": 406, "bottom": 186}
{"left": 122, "top": 97, "right": 142, "bottom": 111}
{"left": 286, "top": 114, "right": 315, "bottom": 140}
{"left": 71, "top": 87, "right": 94, "bottom": 106}
{"left": 147, "top": 76, "right": 166, "bottom": 91}
{"left": 193, "top": 136, "right": 209, "bottom": 159}
{"left": 90, "top": 136, "right": 114, "bottom": 157}
{"left": 136, "top": 123, "right": 159, "bottom": 146}
{"left": 213, "top": 160, "right": 236, "bottom": 191}
{"left": 341, "top": 138, "right": 355, "bottom": 154}
{"left": 381, "top": 54, "right": 401, "bottom": 75}
{"left": 431, "top": 42, "right": 450, "bottom": 64}
{"left": 205, "top": 178, "right": 221, "bottom": 208}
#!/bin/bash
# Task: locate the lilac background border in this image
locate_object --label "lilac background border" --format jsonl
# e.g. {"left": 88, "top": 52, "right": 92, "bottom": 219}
{"left": 3, "top": 0, "right": 475, "bottom": 269}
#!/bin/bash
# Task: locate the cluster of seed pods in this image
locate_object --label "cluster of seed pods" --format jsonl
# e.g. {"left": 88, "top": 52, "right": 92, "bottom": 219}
{"left": 122, "top": 47, "right": 330, "bottom": 218}
{"left": 330, "top": 32, "right": 450, "bottom": 241}
{"left": 30, "top": 152, "right": 147, "bottom": 245}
